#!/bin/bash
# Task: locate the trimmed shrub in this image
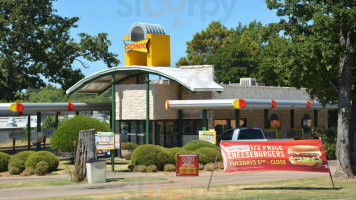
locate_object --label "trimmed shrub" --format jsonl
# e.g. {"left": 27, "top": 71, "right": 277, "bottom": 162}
{"left": 34, "top": 161, "right": 49, "bottom": 176}
{"left": 128, "top": 165, "right": 134, "bottom": 172}
{"left": 204, "top": 163, "right": 219, "bottom": 171}
{"left": 121, "top": 142, "right": 138, "bottom": 151}
{"left": 51, "top": 116, "right": 110, "bottom": 152}
{"left": 9, "top": 151, "right": 35, "bottom": 163}
{"left": 216, "top": 161, "right": 224, "bottom": 169}
{"left": 146, "top": 165, "right": 158, "bottom": 173}
{"left": 21, "top": 167, "right": 34, "bottom": 176}
{"left": 8, "top": 158, "right": 25, "bottom": 174}
{"left": 0, "top": 152, "right": 10, "bottom": 172}
{"left": 199, "top": 163, "right": 204, "bottom": 170}
{"left": 164, "top": 164, "right": 176, "bottom": 172}
{"left": 168, "top": 147, "right": 183, "bottom": 157}
{"left": 174, "top": 149, "right": 208, "bottom": 165}
{"left": 25, "top": 151, "right": 59, "bottom": 172}
{"left": 131, "top": 144, "right": 174, "bottom": 171}
{"left": 9, "top": 166, "right": 21, "bottom": 175}
{"left": 196, "top": 147, "right": 222, "bottom": 163}
{"left": 195, "top": 152, "right": 208, "bottom": 165}
{"left": 133, "top": 165, "right": 147, "bottom": 172}
{"left": 183, "top": 140, "right": 218, "bottom": 151}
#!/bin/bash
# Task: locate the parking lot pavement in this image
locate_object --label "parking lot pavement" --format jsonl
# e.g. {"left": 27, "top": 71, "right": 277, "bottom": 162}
{"left": 0, "top": 160, "right": 337, "bottom": 200}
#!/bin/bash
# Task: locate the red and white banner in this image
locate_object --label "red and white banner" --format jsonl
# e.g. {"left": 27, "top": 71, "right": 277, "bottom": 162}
{"left": 220, "top": 140, "right": 330, "bottom": 173}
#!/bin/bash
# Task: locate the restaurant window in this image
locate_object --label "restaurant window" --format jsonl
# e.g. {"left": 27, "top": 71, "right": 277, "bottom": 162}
{"left": 183, "top": 119, "right": 202, "bottom": 135}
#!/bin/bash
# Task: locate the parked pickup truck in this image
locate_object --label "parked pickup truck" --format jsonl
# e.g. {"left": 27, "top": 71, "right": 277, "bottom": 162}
{"left": 219, "top": 127, "right": 265, "bottom": 141}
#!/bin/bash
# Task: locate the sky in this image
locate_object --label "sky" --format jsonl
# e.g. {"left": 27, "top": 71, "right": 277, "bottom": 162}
{"left": 52, "top": 0, "right": 281, "bottom": 77}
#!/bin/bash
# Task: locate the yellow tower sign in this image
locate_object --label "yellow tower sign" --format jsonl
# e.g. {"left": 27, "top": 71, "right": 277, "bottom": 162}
{"left": 124, "top": 23, "right": 170, "bottom": 66}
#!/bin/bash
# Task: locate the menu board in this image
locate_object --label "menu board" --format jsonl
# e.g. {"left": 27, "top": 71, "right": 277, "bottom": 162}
{"left": 95, "top": 132, "right": 115, "bottom": 150}
{"left": 289, "top": 128, "right": 304, "bottom": 140}
{"left": 43, "top": 128, "right": 55, "bottom": 137}
{"left": 9, "top": 129, "right": 25, "bottom": 140}
{"left": 264, "top": 128, "right": 278, "bottom": 139}
{"left": 199, "top": 130, "right": 216, "bottom": 144}
{"left": 176, "top": 154, "right": 199, "bottom": 176}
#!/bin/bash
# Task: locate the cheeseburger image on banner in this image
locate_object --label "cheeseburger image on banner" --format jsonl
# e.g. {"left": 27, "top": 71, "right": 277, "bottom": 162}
{"left": 288, "top": 145, "right": 323, "bottom": 167}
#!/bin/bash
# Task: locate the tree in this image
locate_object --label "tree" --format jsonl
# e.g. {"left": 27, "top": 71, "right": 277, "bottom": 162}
{"left": 206, "top": 30, "right": 260, "bottom": 83}
{"left": 26, "top": 84, "right": 68, "bottom": 103}
{"left": 257, "top": 24, "right": 291, "bottom": 86}
{"left": 176, "top": 21, "right": 233, "bottom": 66}
{"left": 0, "top": 0, "right": 119, "bottom": 101}
{"left": 266, "top": 0, "right": 356, "bottom": 179}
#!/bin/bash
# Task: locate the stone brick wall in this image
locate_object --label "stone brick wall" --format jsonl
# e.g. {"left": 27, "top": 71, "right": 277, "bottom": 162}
{"left": 115, "top": 82, "right": 179, "bottom": 120}
{"left": 213, "top": 84, "right": 311, "bottom": 100}
{"left": 179, "top": 65, "right": 216, "bottom": 82}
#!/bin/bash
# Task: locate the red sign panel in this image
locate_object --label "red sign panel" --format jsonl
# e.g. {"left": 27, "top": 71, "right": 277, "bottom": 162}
{"left": 176, "top": 154, "right": 199, "bottom": 176}
{"left": 220, "top": 140, "right": 330, "bottom": 173}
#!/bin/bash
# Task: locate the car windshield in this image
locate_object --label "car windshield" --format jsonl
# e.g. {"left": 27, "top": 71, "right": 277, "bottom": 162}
{"left": 238, "top": 129, "right": 264, "bottom": 140}
{"left": 221, "top": 130, "right": 234, "bottom": 140}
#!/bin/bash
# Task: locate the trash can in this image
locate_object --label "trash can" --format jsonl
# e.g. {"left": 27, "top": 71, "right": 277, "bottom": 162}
{"left": 86, "top": 160, "right": 107, "bottom": 184}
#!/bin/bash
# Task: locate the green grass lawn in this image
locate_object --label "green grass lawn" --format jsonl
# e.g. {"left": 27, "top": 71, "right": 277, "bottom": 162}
{"left": 0, "top": 177, "right": 167, "bottom": 190}
{"left": 0, "top": 180, "right": 78, "bottom": 189}
{"left": 35, "top": 176, "right": 356, "bottom": 200}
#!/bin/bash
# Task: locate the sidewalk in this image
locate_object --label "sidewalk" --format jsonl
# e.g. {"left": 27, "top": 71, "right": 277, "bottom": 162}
{"left": 0, "top": 161, "right": 337, "bottom": 200}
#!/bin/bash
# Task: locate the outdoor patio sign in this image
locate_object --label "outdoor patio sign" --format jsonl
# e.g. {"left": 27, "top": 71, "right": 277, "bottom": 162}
{"left": 220, "top": 139, "right": 330, "bottom": 173}
{"left": 114, "top": 134, "right": 120, "bottom": 149}
{"left": 95, "top": 132, "right": 115, "bottom": 150}
{"left": 176, "top": 154, "right": 199, "bottom": 176}
{"left": 9, "top": 129, "right": 25, "bottom": 140}
{"left": 43, "top": 128, "right": 54, "bottom": 137}
{"left": 199, "top": 130, "right": 216, "bottom": 144}
{"left": 31, "top": 131, "right": 44, "bottom": 143}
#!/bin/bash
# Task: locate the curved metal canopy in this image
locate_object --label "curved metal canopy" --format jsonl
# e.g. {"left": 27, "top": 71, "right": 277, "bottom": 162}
{"left": 66, "top": 66, "right": 224, "bottom": 96}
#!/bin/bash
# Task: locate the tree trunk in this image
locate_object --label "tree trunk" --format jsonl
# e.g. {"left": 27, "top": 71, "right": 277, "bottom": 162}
{"left": 350, "top": 100, "right": 356, "bottom": 174}
{"left": 74, "top": 129, "right": 97, "bottom": 182}
{"left": 334, "top": 27, "right": 355, "bottom": 179}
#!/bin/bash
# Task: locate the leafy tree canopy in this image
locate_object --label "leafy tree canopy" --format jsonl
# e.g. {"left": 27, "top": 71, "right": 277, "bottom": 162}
{"left": 0, "top": 0, "right": 119, "bottom": 101}
{"left": 176, "top": 21, "right": 234, "bottom": 66}
{"left": 266, "top": 0, "right": 356, "bottom": 178}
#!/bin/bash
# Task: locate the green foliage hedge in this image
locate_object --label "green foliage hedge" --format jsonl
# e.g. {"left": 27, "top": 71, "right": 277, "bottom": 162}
{"left": 51, "top": 116, "right": 110, "bottom": 152}
{"left": 0, "top": 152, "right": 10, "bottom": 172}
{"left": 8, "top": 158, "right": 25, "bottom": 174}
{"left": 9, "top": 151, "right": 35, "bottom": 163}
{"left": 183, "top": 140, "right": 218, "bottom": 151}
{"left": 168, "top": 147, "right": 183, "bottom": 156}
{"left": 131, "top": 144, "right": 174, "bottom": 170}
{"left": 34, "top": 161, "right": 49, "bottom": 176}
{"left": 312, "top": 128, "right": 336, "bottom": 159}
{"left": 196, "top": 147, "right": 222, "bottom": 163}
{"left": 122, "top": 142, "right": 138, "bottom": 150}
{"left": 25, "top": 151, "right": 59, "bottom": 172}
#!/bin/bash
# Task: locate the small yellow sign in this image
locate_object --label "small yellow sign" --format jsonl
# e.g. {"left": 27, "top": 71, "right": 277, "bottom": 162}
{"left": 199, "top": 130, "right": 217, "bottom": 144}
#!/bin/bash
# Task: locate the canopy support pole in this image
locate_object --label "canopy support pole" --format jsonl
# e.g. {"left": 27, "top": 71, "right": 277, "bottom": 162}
{"left": 235, "top": 109, "right": 240, "bottom": 128}
{"left": 36, "top": 112, "right": 41, "bottom": 151}
{"left": 264, "top": 109, "right": 269, "bottom": 128}
{"left": 202, "top": 109, "right": 207, "bottom": 131}
{"left": 146, "top": 72, "right": 150, "bottom": 144}
{"left": 27, "top": 115, "right": 31, "bottom": 150}
{"left": 314, "top": 110, "right": 318, "bottom": 127}
{"left": 111, "top": 74, "right": 116, "bottom": 172}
